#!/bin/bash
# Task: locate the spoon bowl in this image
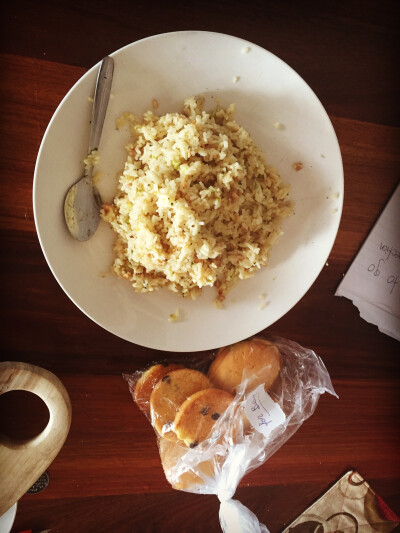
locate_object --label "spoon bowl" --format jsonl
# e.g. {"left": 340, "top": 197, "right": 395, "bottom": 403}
{"left": 64, "top": 175, "right": 102, "bottom": 241}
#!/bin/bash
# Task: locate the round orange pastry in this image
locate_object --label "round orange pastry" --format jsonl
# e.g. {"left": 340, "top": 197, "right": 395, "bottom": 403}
{"left": 174, "top": 388, "right": 234, "bottom": 448}
{"left": 150, "top": 368, "right": 212, "bottom": 442}
{"left": 158, "top": 438, "right": 218, "bottom": 491}
{"left": 134, "top": 363, "right": 184, "bottom": 414}
{"left": 208, "top": 338, "right": 281, "bottom": 395}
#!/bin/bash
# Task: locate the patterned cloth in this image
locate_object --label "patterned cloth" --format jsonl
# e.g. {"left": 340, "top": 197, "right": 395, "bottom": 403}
{"left": 284, "top": 471, "right": 399, "bottom": 532}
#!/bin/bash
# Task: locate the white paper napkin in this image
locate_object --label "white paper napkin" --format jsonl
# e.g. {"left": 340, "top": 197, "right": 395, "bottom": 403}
{"left": 336, "top": 183, "right": 400, "bottom": 341}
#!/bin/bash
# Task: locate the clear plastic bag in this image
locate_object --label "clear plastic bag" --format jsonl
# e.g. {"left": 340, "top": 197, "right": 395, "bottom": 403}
{"left": 125, "top": 335, "right": 337, "bottom": 532}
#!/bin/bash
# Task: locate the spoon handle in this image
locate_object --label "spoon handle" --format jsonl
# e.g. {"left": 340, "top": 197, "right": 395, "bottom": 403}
{"left": 88, "top": 56, "right": 114, "bottom": 155}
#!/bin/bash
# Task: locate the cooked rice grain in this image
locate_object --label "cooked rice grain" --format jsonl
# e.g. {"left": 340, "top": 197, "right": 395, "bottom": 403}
{"left": 101, "top": 96, "right": 293, "bottom": 304}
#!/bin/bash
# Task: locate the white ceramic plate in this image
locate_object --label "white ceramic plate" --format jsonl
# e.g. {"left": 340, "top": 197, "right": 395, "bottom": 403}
{"left": 33, "top": 31, "right": 343, "bottom": 352}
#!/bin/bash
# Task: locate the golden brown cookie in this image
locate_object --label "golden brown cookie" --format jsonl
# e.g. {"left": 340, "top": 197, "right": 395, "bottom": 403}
{"left": 134, "top": 363, "right": 185, "bottom": 415}
{"left": 174, "top": 388, "right": 234, "bottom": 448}
{"left": 208, "top": 338, "right": 281, "bottom": 395}
{"left": 159, "top": 438, "right": 218, "bottom": 491}
{"left": 150, "top": 368, "right": 212, "bottom": 442}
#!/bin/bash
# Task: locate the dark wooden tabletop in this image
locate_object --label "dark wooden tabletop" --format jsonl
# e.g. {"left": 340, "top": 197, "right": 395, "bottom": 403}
{"left": 0, "top": 1, "right": 399, "bottom": 532}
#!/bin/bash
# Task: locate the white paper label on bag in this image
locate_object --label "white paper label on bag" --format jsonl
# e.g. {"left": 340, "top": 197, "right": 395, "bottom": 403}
{"left": 244, "top": 384, "right": 286, "bottom": 437}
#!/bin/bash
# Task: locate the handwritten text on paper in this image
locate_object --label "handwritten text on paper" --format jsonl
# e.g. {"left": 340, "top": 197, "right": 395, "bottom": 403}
{"left": 367, "top": 242, "right": 400, "bottom": 296}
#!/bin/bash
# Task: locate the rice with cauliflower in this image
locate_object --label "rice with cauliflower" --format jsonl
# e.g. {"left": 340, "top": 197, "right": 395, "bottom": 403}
{"left": 101, "top": 96, "right": 293, "bottom": 305}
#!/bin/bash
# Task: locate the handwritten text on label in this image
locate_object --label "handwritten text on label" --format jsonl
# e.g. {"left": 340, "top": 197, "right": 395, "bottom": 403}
{"left": 244, "top": 384, "right": 286, "bottom": 437}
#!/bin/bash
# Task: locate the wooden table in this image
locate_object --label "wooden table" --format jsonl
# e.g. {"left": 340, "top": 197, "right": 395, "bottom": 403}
{"left": 1, "top": 1, "right": 399, "bottom": 532}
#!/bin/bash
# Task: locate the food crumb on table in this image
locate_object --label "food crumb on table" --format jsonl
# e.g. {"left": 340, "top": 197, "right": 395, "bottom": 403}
{"left": 92, "top": 171, "right": 102, "bottom": 184}
{"left": 168, "top": 309, "right": 181, "bottom": 322}
{"left": 258, "top": 292, "right": 268, "bottom": 310}
{"left": 83, "top": 149, "right": 99, "bottom": 171}
{"left": 115, "top": 112, "right": 138, "bottom": 131}
{"left": 292, "top": 162, "right": 303, "bottom": 171}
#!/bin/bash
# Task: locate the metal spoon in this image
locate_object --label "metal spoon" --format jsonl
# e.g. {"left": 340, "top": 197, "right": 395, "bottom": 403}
{"left": 64, "top": 56, "right": 114, "bottom": 241}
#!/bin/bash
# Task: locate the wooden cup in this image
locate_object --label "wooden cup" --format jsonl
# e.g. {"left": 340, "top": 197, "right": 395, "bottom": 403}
{"left": 0, "top": 362, "right": 72, "bottom": 515}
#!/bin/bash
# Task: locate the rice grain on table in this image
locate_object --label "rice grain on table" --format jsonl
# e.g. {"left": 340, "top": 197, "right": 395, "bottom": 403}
{"left": 101, "top": 96, "right": 293, "bottom": 305}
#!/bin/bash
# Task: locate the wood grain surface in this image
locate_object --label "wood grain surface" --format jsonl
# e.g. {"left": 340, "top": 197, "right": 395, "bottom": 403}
{"left": 0, "top": 1, "right": 399, "bottom": 532}
{"left": 0, "top": 362, "right": 72, "bottom": 515}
